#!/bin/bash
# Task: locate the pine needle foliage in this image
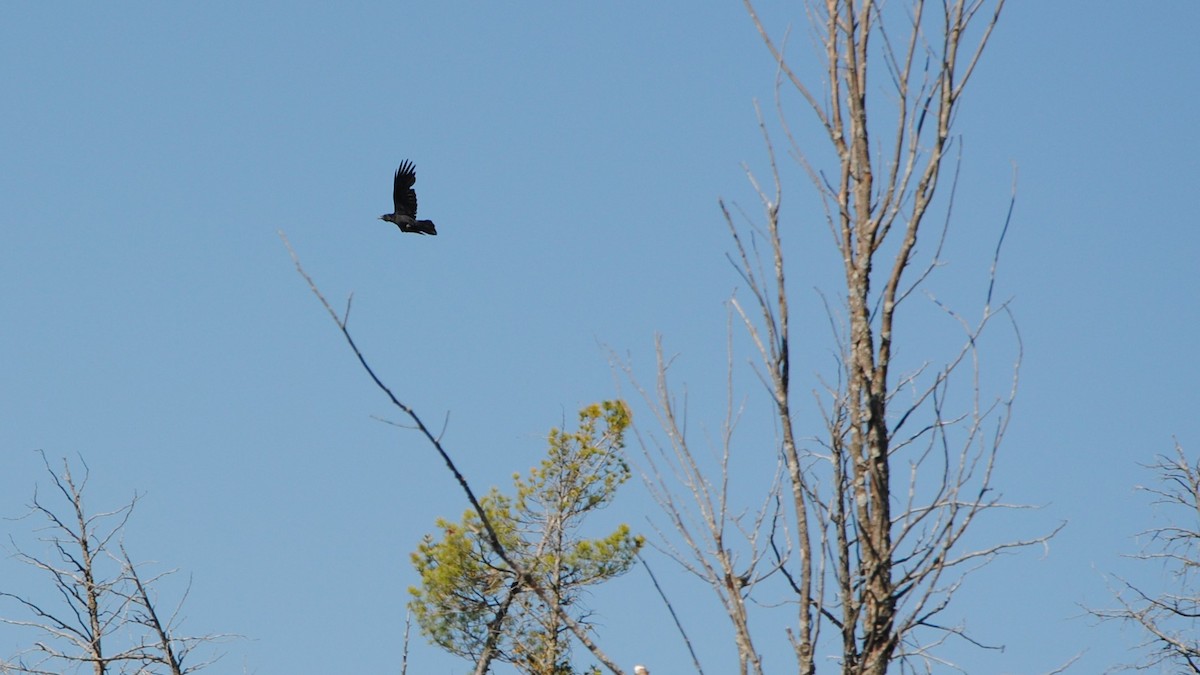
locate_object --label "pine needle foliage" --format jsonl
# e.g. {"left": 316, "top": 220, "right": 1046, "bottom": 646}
{"left": 409, "top": 401, "right": 643, "bottom": 675}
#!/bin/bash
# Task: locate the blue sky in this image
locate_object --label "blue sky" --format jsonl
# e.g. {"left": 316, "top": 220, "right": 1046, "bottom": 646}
{"left": 2, "top": 2, "right": 1197, "bottom": 673}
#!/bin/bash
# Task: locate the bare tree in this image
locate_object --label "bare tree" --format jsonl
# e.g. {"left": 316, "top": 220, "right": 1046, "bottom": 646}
{"left": 621, "top": 1, "right": 1059, "bottom": 673}
{"left": 1092, "top": 442, "right": 1200, "bottom": 672}
{"left": 0, "top": 453, "right": 225, "bottom": 675}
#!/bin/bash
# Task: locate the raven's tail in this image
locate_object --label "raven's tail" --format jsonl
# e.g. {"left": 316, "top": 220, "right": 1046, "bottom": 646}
{"left": 415, "top": 220, "right": 437, "bottom": 236}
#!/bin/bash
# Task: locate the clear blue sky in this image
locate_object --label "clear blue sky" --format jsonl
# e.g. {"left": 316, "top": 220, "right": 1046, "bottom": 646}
{"left": 2, "top": 3, "right": 1197, "bottom": 673}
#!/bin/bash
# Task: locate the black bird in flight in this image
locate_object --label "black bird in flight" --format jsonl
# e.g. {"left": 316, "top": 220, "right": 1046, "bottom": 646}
{"left": 379, "top": 160, "right": 437, "bottom": 235}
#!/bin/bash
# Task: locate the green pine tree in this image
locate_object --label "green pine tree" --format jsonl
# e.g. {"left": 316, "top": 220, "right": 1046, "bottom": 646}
{"left": 409, "top": 401, "right": 643, "bottom": 675}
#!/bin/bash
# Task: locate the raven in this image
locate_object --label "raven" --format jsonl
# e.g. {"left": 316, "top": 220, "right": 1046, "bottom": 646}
{"left": 379, "top": 160, "right": 437, "bottom": 235}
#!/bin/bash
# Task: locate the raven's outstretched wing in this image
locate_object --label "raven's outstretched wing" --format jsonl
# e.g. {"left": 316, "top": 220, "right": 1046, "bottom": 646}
{"left": 393, "top": 160, "right": 419, "bottom": 218}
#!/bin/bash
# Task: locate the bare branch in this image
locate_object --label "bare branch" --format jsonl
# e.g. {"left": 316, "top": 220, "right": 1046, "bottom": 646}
{"left": 279, "top": 231, "right": 626, "bottom": 675}
{"left": 1091, "top": 442, "right": 1200, "bottom": 670}
{"left": 1, "top": 453, "right": 225, "bottom": 674}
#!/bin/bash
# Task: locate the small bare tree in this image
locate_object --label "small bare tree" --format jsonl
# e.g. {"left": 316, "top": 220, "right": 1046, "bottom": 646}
{"left": 1092, "top": 442, "right": 1200, "bottom": 672}
{"left": 1, "top": 453, "right": 225, "bottom": 675}
{"left": 622, "top": 1, "right": 1059, "bottom": 673}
